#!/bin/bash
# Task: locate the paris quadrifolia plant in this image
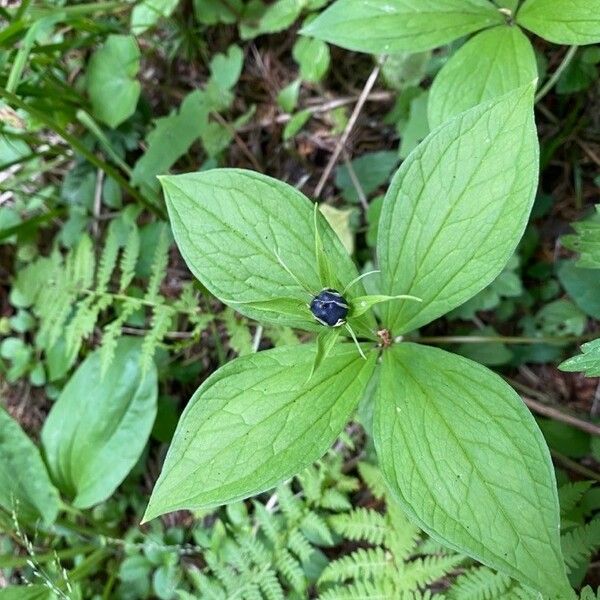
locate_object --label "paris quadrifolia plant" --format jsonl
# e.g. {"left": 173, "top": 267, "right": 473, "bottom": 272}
{"left": 144, "top": 84, "right": 574, "bottom": 599}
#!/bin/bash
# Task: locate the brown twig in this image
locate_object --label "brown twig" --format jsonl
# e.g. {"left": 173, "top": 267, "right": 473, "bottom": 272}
{"left": 313, "top": 59, "right": 385, "bottom": 198}
{"left": 522, "top": 395, "right": 600, "bottom": 437}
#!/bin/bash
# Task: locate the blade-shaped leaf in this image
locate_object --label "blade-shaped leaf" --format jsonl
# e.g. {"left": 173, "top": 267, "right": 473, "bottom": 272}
{"left": 374, "top": 343, "right": 570, "bottom": 597}
{"left": 517, "top": 0, "right": 600, "bottom": 45}
{"left": 378, "top": 85, "right": 538, "bottom": 335}
{"left": 301, "top": 0, "right": 503, "bottom": 54}
{"left": 161, "top": 169, "right": 374, "bottom": 331}
{"left": 143, "top": 343, "right": 376, "bottom": 521}
{"left": 0, "top": 407, "right": 59, "bottom": 525}
{"left": 41, "top": 337, "right": 158, "bottom": 509}
{"left": 428, "top": 26, "right": 537, "bottom": 129}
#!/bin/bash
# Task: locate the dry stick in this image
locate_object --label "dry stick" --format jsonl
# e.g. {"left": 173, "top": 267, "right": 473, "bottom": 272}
{"left": 313, "top": 59, "right": 384, "bottom": 198}
{"left": 342, "top": 149, "right": 368, "bottom": 211}
{"left": 522, "top": 395, "right": 600, "bottom": 438}
{"left": 238, "top": 91, "right": 393, "bottom": 133}
{"left": 212, "top": 112, "right": 263, "bottom": 173}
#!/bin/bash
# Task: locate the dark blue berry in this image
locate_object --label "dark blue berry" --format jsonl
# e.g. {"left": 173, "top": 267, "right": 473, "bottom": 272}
{"left": 310, "top": 289, "right": 349, "bottom": 327}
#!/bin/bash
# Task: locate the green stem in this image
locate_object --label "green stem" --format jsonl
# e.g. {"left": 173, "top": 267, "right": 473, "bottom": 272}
{"left": 0, "top": 543, "right": 98, "bottom": 568}
{"left": 535, "top": 46, "right": 578, "bottom": 103}
{"left": 411, "top": 333, "right": 595, "bottom": 346}
{"left": 0, "top": 88, "right": 166, "bottom": 219}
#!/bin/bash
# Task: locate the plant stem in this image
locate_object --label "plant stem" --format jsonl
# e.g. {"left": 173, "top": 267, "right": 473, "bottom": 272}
{"left": 535, "top": 46, "right": 578, "bottom": 103}
{"left": 412, "top": 333, "right": 595, "bottom": 346}
{"left": 0, "top": 543, "right": 98, "bottom": 568}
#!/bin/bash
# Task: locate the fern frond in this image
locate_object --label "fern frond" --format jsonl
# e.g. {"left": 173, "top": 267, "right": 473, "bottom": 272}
{"left": 65, "top": 234, "right": 95, "bottom": 290}
{"left": 385, "top": 502, "right": 421, "bottom": 560}
{"left": 301, "top": 510, "right": 334, "bottom": 545}
{"left": 140, "top": 304, "right": 172, "bottom": 373}
{"left": 399, "top": 554, "right": 464, "bottom": 591}
{"left": 119, "top": 224, "right": 140, "bottom": 292}
{"left": 276, "top": 484, "right": 303, "bottom": 523}
{"left": 296, "top": 465, "right": 322, "bottom": 504}
{"left": 253, "top": 501, "right": 281, "bottom": 545}
{"left": 274, "top": 547, "right": 305, "bottom": 593}
{"left": 580, "top": 586, "right": 600, "bottom": 600}
{"left": 223, "top": 308, "right": 253, "bottom": 356}
{"left": 561, "top": 518, "right": 600, "bottom": 572}
{"left": 100, "top": 298, "right": 141, "bottom": 374}
{"left": 257, "top": 568, "right": 285, "bottom": 600}
{"left": 318, "top": 577, "right": 399, "bottom": 600}
{"left": 187, "top": 565, "right": 228, "bottom": 599}
{"left": 319, "top": 547, "right": 391, "bottom": 584}
{"left": 357, "top": 462, "right": 388, "bottom": 501}
{"left": 559, "top": 481, "right": 594, "bottom": 517}
{"left": 330, "top": 508, "right": 387, "bottom": 545}
{"left": 287, "top": 529, "right": 314, "bottom": 564}
{"left": 96, "top": 222, "right": 120, "bottom": 292}
{"left": 320, "top": 488, "right": 352, "bottom": 511}
{"left": 145, "top": 223, "right": 169, "bottom": 301}
{"left": 447, "top": 566, "right": 512, "bottom": 600}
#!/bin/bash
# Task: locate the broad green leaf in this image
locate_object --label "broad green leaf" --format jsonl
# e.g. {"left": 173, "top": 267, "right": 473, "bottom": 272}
{"left": 374, "top": 343, "right": 570, "bottom": 597}
{"left": 428, "top": 26, "right": 537, "bottom": 128}
{"left": 517, "top": 0, "right": 600, "bottom": 45}
{"left": 131, "top": 0, "right": 180, "bottom": 35}
{"left": 160, "top": 169, "right": 374, "bottom": 331}
{"left": 86, "top": 35, "right": 141, "bottom": 129}
{"left": 143, "top": 343, "right": 376, "bottom": 520}
{"left": 561, "top": 205, "right": 600, "bottom": 269}
{"left": 378, "top": 85, "right": 538, "bottom": 335}
{"left": 41, "top": 337, "right": 158, "bottom": 509}
{"left": 557, "top": 260, "right": 600, "bottom": 319}
{"left": 0, "top": 408, "right": 59, "bottom": 525}
{"left": 301, "top": 0, "right": 503, "bottom": 54}
{"left": 560, "top": 338, "right": 600, "bottom": 378}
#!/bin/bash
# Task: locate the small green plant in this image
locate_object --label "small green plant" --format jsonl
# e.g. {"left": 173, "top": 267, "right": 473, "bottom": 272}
{"left": 142, "top": 85, "right": 576, "bottom": 598}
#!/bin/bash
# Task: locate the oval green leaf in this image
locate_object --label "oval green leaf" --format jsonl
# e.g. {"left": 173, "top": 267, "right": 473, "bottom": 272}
{"left": 143, "top": 343, "right": 376, "bottom": 521}
{"left": 160, "top": 168, "right": 373, "bottom": 331}
{"left": 517, "top": 0, "right": 600, "bottom": 45}
{"left": 428, "top": 25, "right": 537, "bottom": 129}
{"left": 377, "top": 85, "right": 538, "bottom": 335}
{"left": 41, "top": 337, "right": 158, "bottom": 509}
{"left": 301, "top": 0, "right": 503, "bottom": 54}
{"left": 0, "top": 407, "right": 60, "bottom": 525}
{"left": 374, "top": 343, "right": 570, "bottom": 598}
